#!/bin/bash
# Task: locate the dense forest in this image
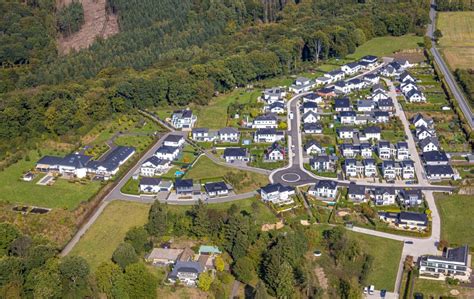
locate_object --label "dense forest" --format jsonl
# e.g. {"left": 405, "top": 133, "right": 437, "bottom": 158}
{"left": 0, "top": 0, "right": 430, "bottom": 158}
{"left": 0, "top": 201, "right": 376, "bottom": 298}
{"left": 57, "top": 1, "right": 84, "bottom": 37}
{"left": 436, "top": 0, "right": 474, "bottom": 11}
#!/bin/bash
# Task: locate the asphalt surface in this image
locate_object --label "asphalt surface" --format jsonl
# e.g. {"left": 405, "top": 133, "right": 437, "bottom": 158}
{"left": 427, "top": 0, "right": 474, "bottom": 129}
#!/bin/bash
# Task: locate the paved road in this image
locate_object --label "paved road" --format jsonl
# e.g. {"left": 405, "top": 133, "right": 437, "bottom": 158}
{"left": 385, "top": 79, "right": 427, "bottom": 184}
{"left": 427, "top": 0, "right": 474, "bottom": 129}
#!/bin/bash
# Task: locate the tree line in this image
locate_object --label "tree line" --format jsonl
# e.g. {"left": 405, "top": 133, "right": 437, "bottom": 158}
{"left": 436, "top": 0, "right": 474, "bottom": 11}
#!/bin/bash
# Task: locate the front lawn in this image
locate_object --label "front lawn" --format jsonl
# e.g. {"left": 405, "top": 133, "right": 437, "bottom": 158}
{"left": 347, "top": 231, "right": 403, "bottom": 292}
{"left": 436, "top": 193, "right": 474, "bottom": 247}
{"left": 69, "top": 200, "right": 151, "bottom": 270}
{"left": 121, "top": 177, "right": 140, "bottom": 195}
{"left": 0, "top": 150, "right": 102, "bottom": 210}
{"left": 184, "top": 156, "right": 269, "bottom": 193}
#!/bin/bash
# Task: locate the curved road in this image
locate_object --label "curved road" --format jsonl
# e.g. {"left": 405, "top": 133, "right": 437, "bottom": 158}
{"left": 427, "top": 0, "right": 474, "bottom": 129}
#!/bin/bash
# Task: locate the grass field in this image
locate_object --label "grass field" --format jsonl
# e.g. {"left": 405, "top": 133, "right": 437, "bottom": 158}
{"left": 347, "top": 231, "right": 403, "bottom": 291}
{"left": 413, "top": 277, "right": 474, "bottom": 298}
{"left": 184, "top": 156, "right": 269, "bottom": 193}
{"left": 0, "top": 151, "right": 102, "bottom": 210}
{"left": 437, "top": 12, "right": 474, "bottom": 69}
{"left": 195, "top": 89, "right": 260, "bottom": 129}
{"left": 347, "top": 35, "right": 423, "bottom": 59}
{"left": 436, "top": 193, "right": 474, "bottom": 247}
{"left": 70, "top": 201, "right": 150, "bottom": 270}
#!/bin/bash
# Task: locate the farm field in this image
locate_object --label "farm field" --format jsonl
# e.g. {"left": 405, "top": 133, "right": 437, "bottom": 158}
{"left": 347, "top": 231, "right": 403, "bottom": 292}
{"left": 0, "top": 150, "right": 102, "bottom": 210}
{"left": 184, "top": 156, "right": 269, "bottom": 193}
{"left": 69, "top": 200, "right": 150, "bottom": 270}
{"left": 435, "top": 193, "right": 474, "bottom": 248}
{"left": 347, "top": 35, "right": 423, "bottom": 59}
{"left": 437, "top": 12, "right": 474, "bottom": 70}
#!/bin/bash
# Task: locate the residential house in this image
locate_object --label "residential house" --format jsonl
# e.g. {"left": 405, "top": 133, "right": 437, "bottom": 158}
{"left": 401, "top": 160, "right": 416, "bottom": 179}
{"left": 340, "top": 143, "right": 360, "bottom": 158}
{"left": 412, "top": 113, "right": 434, "bottom": 128}
{"left": 303, "top": 123, "right": 323, "bottom": 134}
{"left": 334, "top": 81, "right": 350, "bottom": 94}
{"left": 57, "top": 154, "right": 92, "bottom": 178}
{"left": 373, "top": 111, "right": 390, "bottom": 123}
{"left": 324, "top": 69, "right": 345, "bottom": 82}
{"left": 218, "top": 127, "right": 240, "bottom": 143}
{"left": 363, "top": 73, "right": 380, "bottom": 85}
{"left": 396, "top": 142, "right": 410, "bottom": 160}
{"left": 400, "top": 81, "right": 418, "bottom": 94}
{"left": 140, "top": 178, "right": 173, "bottom": 193}
{"left": 339, "top": 111, "right": 356, "bottom": 125}
{"left": 395, "top": 59, "right": 415, "bottom": 69}
{"left": 267, "top": 102, "right": 286, "bottom": 114}
{"left": 348, "top": 183, "right": 367, "bottom": 202}
{"left": 422, "top": 151, "right": 449, "bottom": 165}
{"left": 364, "top": 159, "right": 377, "bottom": 177}
{"left": 357, "top": 100, "right": 375, "bottom": 112}
{"left": 419, "top": 137, "right": 439, "bottom": 153}
{"left": 260, "top": 183, "right": 295, "bottom": 205}
{"left": 304, "top": 140, "right": 324, "bottom": 155}
{"left": 175, "top": 179, "right": 194, "bottom": 195}
{"left": 266, "top": 142, "right": 285, "bottom": 161}
{"left": 168, "top": 261, "right": 203, "bottom": 286}
{"left": 419, "top": 245, "right": 472, "bottom": 282}
{"left": 289, "top": 77, "right": 316, "bottom": 93}
{"left": 344, "top": 159, "right": 363, "bottom": 177}
{"left": 309, "top": 180, "right": 338, "bottom": 200}
{"left": 341, "top": 62, "right": 361, "bottom": 75}
{"left": 377, "top": 141, "right": 393, "bottom": 160}
{"left": 334, "top": 98, "right": 351, "bottom": 112}
{"left": 316, "top": 76, "right": 332, "bottom": 85}
{"left": 317, "top": 87, "right": 336, "bottom": 98}
{"left": 425, "top": 165, "right": 455, "bottom": 180}
{"left": 416, "top": 126, "right": 434, "bottom": 140}
{"left": 146, "top": 248, "right": 183, "bottom": 265}
{"left": 372, "top": 91, "right": 390, "bottom": 102}
{"left": 303, "top": 93, "right": 323, "bottom": 103}
{"left": 310, "top": 155, "right": 337, "bottom": 172}
{"left": 302, "top": 101, "right": 318, "bottom": 114}
{"left": 398, "top": 211, "right": 428, "bottom": 229}
{"left": 204, "top": 181, "right": 229, "bottom": 197}
{"left": 382, "top": 160, "right": 400, "bottom": 180}
{"left": 373, "top": 187, "right": 397, "bottom": 205}
{"left": 337, "top": 127, "right": 356, "bottom": 139}
{"left": 406, "top": 89, "right": 426, "bottom": 103}
{"left": 155, "top": 145, "right": 180, "bottom": 161}
{"left": 254, "top": 128, "right": 285, "bottom": 143}
{"left": 192, "top": 128, "right": 216, "bottom": 142}
{"left": 164, "top": 134, "right": 185, "bottom": 147}
{"left": 252, "top": 114, "right": 278, "bottom": 129}
{"left": 372, "top": 83, "right": 385, "bottom": 93}
{"left": 302, "top": 111, "right": 320, "bottom": 124}
{"left": 89, "top": 146, "right": 135, "bottom": 177}
{"left": 380, "top": 65, "right": 398, "bottom": 77}
{"left": 140, "top": 156, "right": 170, "bottom": 177}
{"left": 171, "top": 110, "right": 197, "bottom": 129}
{"left": 398, "top": 189, "right": 423, "bottom": 207}
{"left": 360, "top": 55, "right": 378, "bottom": 66}
{"left": 360, "top": 143, "right": 373, "bottom": 158}
{"left": 399, "top": 71, "right": 416, "bottom": 83}
{"left": 347, "top": 78, "right": 365, "bottom": 90}
{"left": 263, "top": 87, "right": 286, "bottom": 103}
{"left": 223, "top": 147, "right": 248, "bottom": 162}
{"left": 377, "top": 98, "right": 394, "bottom": 113}
{"left": 362, "top": 126, "right": 381, "bottom": 141}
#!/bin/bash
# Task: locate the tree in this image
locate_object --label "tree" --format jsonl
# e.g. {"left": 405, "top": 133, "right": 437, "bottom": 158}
{"left": 274, "top": 261, "right": 294, "bottom": 298}
{"left": 254, "top": 280, "right": 268, "bottom": 299}
{"left": 214, "top": 255, "right": 225, "bottom": 272}
{"left": 0, "top": 223, "right": 20, "bottom": 256}
{"left": 26, "top": 245, "right": 56, "bottom": 270}
{"left": 125, "top": 226, "right": 149, "bottom": 254}
{"left": 26, "top": 259, "right": 62, "bottom": 299}
{"left": 146, "top": 201, "right": 168, "bottom": 237}
{"left": 433, "top": 29, "right": 443, "bottom": 42}
{"left": 191, "top": 200, "right": 210, "bottom": 237}
{"left": 59, "top": 256, "right": 90, "bottom": 288}
{"left": 197, "top": 271, "right": 213, "bottom": 291}
{"left": 438, "top": 240, "right": 449, "bottom": 251}
{"left": 123, "top": 263, "right": 157, "bottom": 299}
{"left": 233, "top": 256, "right": 254, "bottom": 283}
{"left": 95, "top": 261, "right": 125, "bottom": 297}
{"left": 9, "top": 235, "right": 32, "bottom": 257}
{"left": 112, "top": 243, "right": 138, "bottom": 270}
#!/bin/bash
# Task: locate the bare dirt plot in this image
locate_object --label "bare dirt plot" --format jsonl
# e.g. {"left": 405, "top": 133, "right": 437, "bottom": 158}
{"left": 57, "top": 0, "right": 119, "bottom": 55}
{"left": 442, "top": 47, "right": 474, "bottom": 70}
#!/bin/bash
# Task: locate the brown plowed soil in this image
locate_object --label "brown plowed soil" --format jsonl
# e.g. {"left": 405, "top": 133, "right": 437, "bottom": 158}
{"left": 57, "top": 0, "right": 119, "bottom": 55}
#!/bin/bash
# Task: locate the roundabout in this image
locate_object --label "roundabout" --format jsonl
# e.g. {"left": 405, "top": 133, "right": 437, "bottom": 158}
{"left": 281, "top": 172, "right": 301, "bottom": 183}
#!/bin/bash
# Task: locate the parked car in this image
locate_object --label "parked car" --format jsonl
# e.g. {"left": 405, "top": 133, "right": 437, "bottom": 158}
{"left": 369, "top": 285, "right": 375, "bottom": 295}
{"left": 405, "top": 241, "right": 414, "bottom": 244}
{"left": 380, "top": 289, "right": 387, "bottom": 298}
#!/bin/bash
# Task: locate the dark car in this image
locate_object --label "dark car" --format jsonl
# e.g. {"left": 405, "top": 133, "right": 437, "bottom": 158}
{"left": 405, "top": 241, "right": 414, "bottom": 244}
{"left": 380, "top": 289, "right": 387, "bottom": 298}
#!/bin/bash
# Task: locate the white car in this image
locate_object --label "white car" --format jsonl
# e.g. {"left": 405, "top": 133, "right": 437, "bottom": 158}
{"left": 369, "top": 285, "right": 375, "bottom": 295}
{"left": 289, "top": 112, "right": 294, "bottom": 119}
